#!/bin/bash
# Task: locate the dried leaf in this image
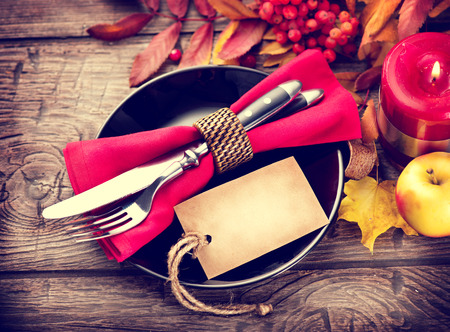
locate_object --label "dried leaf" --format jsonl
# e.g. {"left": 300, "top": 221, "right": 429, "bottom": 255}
{"left": 358, "top": 18, "right": 398, "bottom": 60}
{"left": 279, "top": 52, "right": 297, "bottom": 66}
{"left": 259, "top": 41, "right": 292, "bottom": 55}
{"left": 335, "top": 71, "right": 361, "bottom": 92}
{"left": 429, "top": 0, "right": 450, "bottom": 18}
{"left": 179, "top": 22, "right": 214, "bottom": 69}
{"left": 355, "top": 66, "right": 382, "bottom": 91}
{"left": 167, "top": 0, "right": 189, "bottom": 17}
{"left": 398, "top": 0, "right": 434, "bottom": 40}
{"left": 141, "top": 0, "right": 160, "bottom": 11}
{"left": 194, "top": 0, "right": 217, "bottom": 17}
{"left": 362, "top": 0, "right": 401, "bottom": 38}
{"left": 219, "top": 19, "right": 267, "bottom": 60}
{"left": 338, "top": 177, "right": 418, "bottom": 253}
{"left": 263, "top": 51, "right": 294, "bottom": 67}
{"left": 87, "top": 13, "right": 153, "bottom": 41}
{"left": 372, "top": 41, "right": 396, "bottom": 67}
{"left": 212, "top": 21, "right": 240, "bottom": 65}
{"left": 360, "top": 99, "right": 379, "bottom": 143}
{"left": 207, "top": 0, "right": 260, "bottom": 20}
{"left": 263, "top": 28, "right": 276, "bottom": 40}
{"left": 129, "top": 21, "right": 182, "bottom": 87}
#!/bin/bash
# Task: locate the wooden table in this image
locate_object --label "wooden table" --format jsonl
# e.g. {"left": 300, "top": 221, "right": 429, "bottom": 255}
{"left": 1, "top": 1, "right": 449, "bottom": 330}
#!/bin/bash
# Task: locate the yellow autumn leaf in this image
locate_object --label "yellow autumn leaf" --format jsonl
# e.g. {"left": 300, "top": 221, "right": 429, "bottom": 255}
{"left": 212, "top": 21, "right": 240, "bottom": 65}
{"left": 338, "top": 177, "right": 418, "bottom": 253}
{"left": 263, "top": 51, "right": 295, "bottom": 67}
{"left": 259, "top": 41, "right": 292, "bottom": 55}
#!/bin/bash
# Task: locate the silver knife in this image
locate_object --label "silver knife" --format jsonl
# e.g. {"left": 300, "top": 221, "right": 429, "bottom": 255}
{"left": 43, "top": 82, "right": 324, "bottom": 219}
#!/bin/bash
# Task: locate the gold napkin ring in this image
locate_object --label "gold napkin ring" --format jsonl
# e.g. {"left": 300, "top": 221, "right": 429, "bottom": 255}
{"left": 193, "top": 107, "right": 253, "bottom": 174}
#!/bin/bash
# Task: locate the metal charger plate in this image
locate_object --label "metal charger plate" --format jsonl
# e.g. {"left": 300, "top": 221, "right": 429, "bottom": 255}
{"left": 97, "top": 65, "right": 348, "bottom": 288}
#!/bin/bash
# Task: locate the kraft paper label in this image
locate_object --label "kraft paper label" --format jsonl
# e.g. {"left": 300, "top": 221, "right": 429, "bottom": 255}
{"left": 174, "top": 157, "right": 329, "bottom": 280}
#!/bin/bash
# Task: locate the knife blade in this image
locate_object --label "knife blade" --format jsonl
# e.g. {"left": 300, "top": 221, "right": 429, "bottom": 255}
{"left": 43, "top": 82, "right": 324, "bottom": 219}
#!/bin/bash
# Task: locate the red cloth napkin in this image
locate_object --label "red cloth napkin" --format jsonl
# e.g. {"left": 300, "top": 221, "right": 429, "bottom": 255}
{"left": 64, "top": 50, "right": 361, "bottom": 262}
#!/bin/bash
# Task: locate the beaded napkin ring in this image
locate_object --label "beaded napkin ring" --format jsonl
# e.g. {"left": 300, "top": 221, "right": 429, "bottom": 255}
{"left": 193, "top": 107, "right": 253, "bottom": 174}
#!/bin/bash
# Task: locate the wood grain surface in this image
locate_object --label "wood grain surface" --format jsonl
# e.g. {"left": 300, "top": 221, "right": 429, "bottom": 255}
{"left": 1, "top": 0, "right": 450, "bottom": 331}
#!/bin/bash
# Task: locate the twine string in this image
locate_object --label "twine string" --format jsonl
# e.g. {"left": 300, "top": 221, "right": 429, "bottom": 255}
{"left": 167, "top": 231, "right": 273, "bottom": 316}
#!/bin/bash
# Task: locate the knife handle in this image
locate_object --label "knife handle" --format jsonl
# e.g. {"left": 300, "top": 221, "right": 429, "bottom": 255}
{"left": 237, "top": 80, "right": 302, "bottom": 132}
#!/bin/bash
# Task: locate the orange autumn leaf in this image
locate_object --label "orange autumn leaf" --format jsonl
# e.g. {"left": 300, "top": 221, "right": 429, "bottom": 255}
{"left": 429, "top": 0, "right": 450, "bottom": 18}
{"left": 358, "top": 18, "right": 398, "bottom": 61}
{"left": 194, "top": 0, "right": 216, "bottom": 17}
{"left": 207, "top": 0, "right": 259, "bottom": 20}
{"left": 360, "top": 99, "right": 379, "bottom": 143}
{"left": 338, "top": 177, "right": 418, "bottom": 253}
{"left": 259, "top": 41, "right": 292, "bottom": 55}
{"left": 212, "top": 21, "right": 240, "bottom": 65}
{"left": 361, "top": 0, "right": 401, "bottom": 38}
{"left": 178, "top": 22, "right": 214, "bottom": 69}
{"left": 87, "top": 13, "right": 154, "bottom": 41}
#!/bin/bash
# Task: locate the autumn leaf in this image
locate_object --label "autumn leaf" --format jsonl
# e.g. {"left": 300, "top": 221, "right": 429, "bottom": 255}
{"left": 194, "top": 0, "right": 216, "bottom": 17}
{"left": 360, "top": 99, "right": 379, "bottom": 144}
{"left": 429, "top": 0, "right": 450, "bottom": 18}
{"left": 361, "top": 0, "right": 401, "bottom": 38}
{"left": 338, "top": 177, "right": 418, "bottom": 253}
{"left": 263, "top": 28, "right": 276, "bottom": 40}
{"left": 179, "top": 22, "right": 214, "bottom": 69}
{"left": 87, "top": 13, "right": 153, "bottom": 41}
{"left": 167, "top": 0, "right": 189, "bottom": 17}
{"left": 212, "top": 21, "right": 240, "bottom": 65}
{"left": 263, "top": 52, "right": 294, "bottom": 67}
{"left": 218, "top": 19, "right": 267, "bottom": 60}
{"left": 354, "top": 66, "right": 382, "bottom": 91}
{"left": 259, "top": 41, "right": 292, "bottom": 55}
{"left": 335, "top": 71, "right": 360, "bottom": 92}
{"left": 398, "top": 0, "right": 434, "bottom": 40}
{"left": 141, "top": 0, "right": 160, "bottom": 11}
{"left": 358, "top": 18, "right": 398, "bottom": 61}
{"left": 208, "top": 0, "right": 259, "bottom": 20}
{"left": 129, "top": 21, "right": 182, "bottom": 87}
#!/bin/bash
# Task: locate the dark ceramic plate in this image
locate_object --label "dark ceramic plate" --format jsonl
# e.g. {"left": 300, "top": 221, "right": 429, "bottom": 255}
{"left": 97, "top": 65, "right": 348, "bottom": 288}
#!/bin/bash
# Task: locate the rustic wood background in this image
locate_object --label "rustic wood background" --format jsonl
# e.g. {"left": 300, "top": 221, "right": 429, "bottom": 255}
{"left": 1, "top": 0, "right": 449, "bottom": 331}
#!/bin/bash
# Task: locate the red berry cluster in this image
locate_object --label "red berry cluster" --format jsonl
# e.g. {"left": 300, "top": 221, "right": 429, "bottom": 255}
{"left": 258, "top": 0, "right": 359, "bottom": 63}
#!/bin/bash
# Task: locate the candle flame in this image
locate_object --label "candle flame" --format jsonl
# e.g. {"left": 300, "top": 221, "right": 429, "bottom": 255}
{"left": 432, "top": 61, "right": 440, "bottom": 81}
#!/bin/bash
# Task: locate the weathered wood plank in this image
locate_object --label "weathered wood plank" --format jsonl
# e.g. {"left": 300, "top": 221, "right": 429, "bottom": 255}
{"left": 1, "top": 266, "right": 449, "bottom": 331}
{"left": 0, "top": 0, "right": 228, "bottom": 40}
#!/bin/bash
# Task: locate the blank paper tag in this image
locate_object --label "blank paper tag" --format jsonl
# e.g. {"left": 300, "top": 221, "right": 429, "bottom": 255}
{"left": 174, "top": 157, "right": 329, "bottom": 280}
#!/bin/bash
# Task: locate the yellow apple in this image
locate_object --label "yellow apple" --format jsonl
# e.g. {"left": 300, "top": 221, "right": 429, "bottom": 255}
{"left": 395, "top": 151, "right": 450, "bottom": 237}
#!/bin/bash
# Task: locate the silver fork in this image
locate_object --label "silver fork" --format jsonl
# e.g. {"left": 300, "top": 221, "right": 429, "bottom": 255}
{"left": 67, "top": 143, "right": 209, "bottom": 242}
{"left": 67, "top": 87, "right": 324, "bottom": 241}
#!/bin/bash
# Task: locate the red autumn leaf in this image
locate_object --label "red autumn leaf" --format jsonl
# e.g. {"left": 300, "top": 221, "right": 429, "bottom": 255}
{"left": 398, "top": 0, "right": 434, "bottom": 40}
{"left": 207, "top": 0, "right": 260, "bottom": 20}
{"left": 219, "top": 19, "right": 267, "bottom": 60}
{"left": 354, "top": 66, "right": 382, "bottom": 91}
{"left": 194, "top": 0, "right": 216, "bottom": 17}
{"left": 129, "top": 21, "right": 182, "bottom": 87}
{"left": 179, "top": 22, "right": 214, "bottom": 69}
{"left": 346, "top": 0, "right": 356, "bottom": 16}
{"left": 429, "top": 0, "right": 450, "bottom": 18}
{"left": 167, "top": 0, "right": 189, "bottom": 17}
{"left": 87, "top": 13, "right": 153, "bottom": 41}
{"left": 141, "top": 0, "right": 160, "bottom": 11}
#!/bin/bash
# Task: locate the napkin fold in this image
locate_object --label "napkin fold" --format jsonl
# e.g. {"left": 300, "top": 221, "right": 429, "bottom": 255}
{"left": 63, "top": 50, "right": 361, "bottom": 262}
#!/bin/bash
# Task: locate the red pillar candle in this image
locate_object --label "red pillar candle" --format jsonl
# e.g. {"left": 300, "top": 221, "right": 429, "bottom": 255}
{"left": 378, "top": 32, "right": 450, "bottom": 167}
